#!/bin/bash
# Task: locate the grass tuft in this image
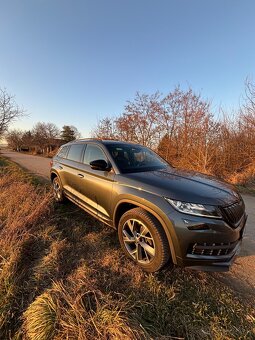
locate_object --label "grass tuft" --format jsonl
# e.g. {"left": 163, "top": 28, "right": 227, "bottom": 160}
{"left": 23, "top": 292, "right": 57, "bottom": 340}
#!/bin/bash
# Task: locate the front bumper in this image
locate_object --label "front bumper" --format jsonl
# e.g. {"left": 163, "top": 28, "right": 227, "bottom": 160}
{"left": 166, "top": 210, "right": 247, "bottom": 272}
{"left": 181, "top": 239, "right": 242, "bottom": 272}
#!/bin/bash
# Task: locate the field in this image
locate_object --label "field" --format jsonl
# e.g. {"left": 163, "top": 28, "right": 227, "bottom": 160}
{"left": 0, "top": 157, "right": 254, "bottom": 339}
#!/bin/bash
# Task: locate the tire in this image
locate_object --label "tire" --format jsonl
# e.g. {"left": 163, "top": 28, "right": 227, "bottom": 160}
{"left": 52, "top": 176, "right": 66, "bottom": 203}
{"left": 118, "top": 207, "right": 170, "bottom": 272}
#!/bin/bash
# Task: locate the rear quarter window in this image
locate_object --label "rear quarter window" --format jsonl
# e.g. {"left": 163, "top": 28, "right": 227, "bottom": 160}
{"left": 57, "top": 145, "right": 69, "bottom": 158}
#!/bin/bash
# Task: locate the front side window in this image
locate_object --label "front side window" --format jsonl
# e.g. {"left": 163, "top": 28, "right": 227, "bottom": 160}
{"left": 106, "top": 143, "right": 169, "bottom": 173}
{"left": 66, "top": 144, "right": 84, "bottom": 162}
{"left": 83, "top": 144, "right": 107, "bottom": 164}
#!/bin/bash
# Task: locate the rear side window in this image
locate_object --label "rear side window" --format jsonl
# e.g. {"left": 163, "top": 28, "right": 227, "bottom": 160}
{"left": 57, "top": 145, "right": 69, "bottom": 158}
{"left": 66, "top": 144, "right": 84, "bottom": 162}
{"left": 83, "top": 144, "right": 107, "bottom": 164}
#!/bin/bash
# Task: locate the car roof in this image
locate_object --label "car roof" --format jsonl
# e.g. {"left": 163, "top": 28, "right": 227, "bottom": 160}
{"left": 67, "top": 139, "right": 140, "bottom": 146}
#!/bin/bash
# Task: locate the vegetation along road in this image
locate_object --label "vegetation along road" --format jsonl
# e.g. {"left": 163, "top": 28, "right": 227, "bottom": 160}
{"left": 1, "top": 149, "right": 254, "bottom": 295}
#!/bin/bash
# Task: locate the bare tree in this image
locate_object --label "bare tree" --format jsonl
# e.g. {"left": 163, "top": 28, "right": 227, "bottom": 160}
{"left": 242, "top": 78, "right": 255, "bottom": 129}
{"left": 91, "top": 117, "right": 117, "bottom": 139}
{"left": 240, "top": 79, "right": 255, "bottom": 162}
{"left": 157, "top": 87, "right": 216, "bottom": 173}
{"left": 93, "top": 93, "right": 162, "bottom": 147}
{"left": 0, "top": 88, "right": 24, "bottom": 136}
{"left": 32, "top": 122, "right": 60, "bottom": 154}
{"left": 21, "top": 130, "right": 33, "bottom": 152}
{"left": 5, "top": 129, "right": 24, "bottom": 151}
{"left": 44, "top": 123, "right": 61, "bottom": 152}
{"left": 116, "top": 92, "right": 162, "bottom": 147}
{"left": 32, "top": 122, "right": 47, "bottom": 153}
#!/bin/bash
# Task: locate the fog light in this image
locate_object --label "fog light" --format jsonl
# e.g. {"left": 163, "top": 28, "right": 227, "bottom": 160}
{"left": 183, "top": 219, "right": 209, "bottom": 230}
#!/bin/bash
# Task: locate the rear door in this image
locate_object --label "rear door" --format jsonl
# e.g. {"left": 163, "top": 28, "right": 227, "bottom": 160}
{"left": 61, "top": 143, "right": 86, "bottom": 198}
{"left": 54, "top": 145, "right": 70, "bottom": 187}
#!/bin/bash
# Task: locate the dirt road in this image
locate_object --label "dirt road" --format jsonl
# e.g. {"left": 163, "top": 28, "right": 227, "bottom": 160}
{"left": 0, "top": 149, "right": 51, "bottom": 178}
{"left": 1, "top": 149, "right": 254, "bottom": 295}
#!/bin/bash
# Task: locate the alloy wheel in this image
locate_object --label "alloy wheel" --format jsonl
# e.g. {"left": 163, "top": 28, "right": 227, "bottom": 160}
{"left": 53, "top": 178, "right": 62, "bottom": 201}
{"left": 122, "top": 218, "right": 155, "bottom": 264}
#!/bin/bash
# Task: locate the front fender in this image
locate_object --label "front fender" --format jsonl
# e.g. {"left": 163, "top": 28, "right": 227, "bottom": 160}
{"left": 113, "top": 194, "right": 180, "bottom": 265}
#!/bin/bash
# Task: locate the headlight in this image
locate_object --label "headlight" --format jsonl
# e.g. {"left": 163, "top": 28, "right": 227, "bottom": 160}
{"left": 165, "top": 198, "right": 221, "bottom": 218}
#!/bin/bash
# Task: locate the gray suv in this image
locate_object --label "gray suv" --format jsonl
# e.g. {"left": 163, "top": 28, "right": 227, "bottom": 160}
{"left": 50, "top": 139, "right": 247, "bottom": 272}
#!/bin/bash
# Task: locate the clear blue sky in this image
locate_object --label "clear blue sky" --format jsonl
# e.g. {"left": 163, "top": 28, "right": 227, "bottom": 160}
{"left": 1, "top": 0, "right": 255, "bottom": 137}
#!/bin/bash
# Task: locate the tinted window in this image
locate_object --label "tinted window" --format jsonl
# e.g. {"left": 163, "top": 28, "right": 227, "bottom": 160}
{"left": 57, "top": 145, "right": 69, "bottom": 158}
{"left": 84, "top": 144, "right": 107, "bottom": 164}
{"left": 66, "top": 144, "right": 84, "bottom": 162}
{"left": 106, "top": 143, "right": 169, "bottom": 173}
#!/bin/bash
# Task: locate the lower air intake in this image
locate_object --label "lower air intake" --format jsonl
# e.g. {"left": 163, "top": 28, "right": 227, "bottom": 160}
{"left": 188, "top": 241, "right": 238, "bottom": 257}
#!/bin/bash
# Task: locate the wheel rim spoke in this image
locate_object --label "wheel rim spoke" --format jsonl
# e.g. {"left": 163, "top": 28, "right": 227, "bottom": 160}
{"left": 139, "top": 241, "right": 155, "bottom": 257}
{"left": 130, "top": 247, "right": 137, "bottom": 260}
{"left": 137, "top": 244, "right": 143, "bottom": 261}
{"left": 123, "top": 230, "right": 135, "bottom": 243}
{"left": 142, "top": 234, "right": 154, "bottom": 241}
{"left": 122, "top": 218, "right": 155, "bottom": 264}
{"left": 127, "top": 219, "right": 135, "bottom": 234}
{"left": 53, "top": 180, "right": 62, "bottom": 200}
{"left": 144, "top": 247, "right": 150, "bottom": 262}
{"left": 140, "top": 224, "right": 149, "bottom": 236}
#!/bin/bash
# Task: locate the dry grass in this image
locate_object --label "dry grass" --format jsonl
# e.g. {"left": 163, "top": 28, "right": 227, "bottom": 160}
{"left": 23, "top": 292, "right": 57, "bottom": 340}
{"left": 228, "top": 163, "right": 255, "bottom": 186}
{"left": 227, "top": 162, "right": 255, "bottom": 195}
{"left": 0, "top": 157, "right": 254, "bottom": 339}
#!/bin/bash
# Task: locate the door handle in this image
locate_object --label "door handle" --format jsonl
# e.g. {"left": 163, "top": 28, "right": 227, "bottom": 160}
{"left": 77, "top": 174, "right": 84, "bottom": 178}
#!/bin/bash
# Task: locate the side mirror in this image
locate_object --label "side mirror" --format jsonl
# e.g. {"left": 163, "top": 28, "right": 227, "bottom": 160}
{"left": 89, "top": 159, "right": 111, "bottom": 171}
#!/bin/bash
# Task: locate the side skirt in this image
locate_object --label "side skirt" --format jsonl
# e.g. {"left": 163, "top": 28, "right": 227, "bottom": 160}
{"left": 64, "top": 190, "right": 113, "bottom": 228}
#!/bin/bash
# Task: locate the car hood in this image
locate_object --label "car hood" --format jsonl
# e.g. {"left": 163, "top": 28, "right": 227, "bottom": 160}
{"left": 122, "top": 167, "right": 240, "bottom": 206}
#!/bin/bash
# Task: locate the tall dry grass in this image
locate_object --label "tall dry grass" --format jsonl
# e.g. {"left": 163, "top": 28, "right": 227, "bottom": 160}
{"left": 228, "top": 163, "right": 255, "bottom": 186}
{"left": 0, "top": 157, "right": 254, "bottom": 339}
{"left": 0, "top": 162, "right": 53, "bottom": 338}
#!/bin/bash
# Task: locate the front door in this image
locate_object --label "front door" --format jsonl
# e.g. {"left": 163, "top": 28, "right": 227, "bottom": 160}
{"left": 80, "top": 143, "right": 115, "bottom": 223}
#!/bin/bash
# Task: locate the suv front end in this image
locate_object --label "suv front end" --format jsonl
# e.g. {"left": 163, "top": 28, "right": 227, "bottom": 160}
{"left": 164, "top": 196, "right": 247, "bottom": 271}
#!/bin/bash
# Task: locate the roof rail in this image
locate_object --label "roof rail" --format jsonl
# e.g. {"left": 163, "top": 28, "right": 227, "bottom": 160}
{"left": 74, "top": 138, "right": 122, "bottom": 142}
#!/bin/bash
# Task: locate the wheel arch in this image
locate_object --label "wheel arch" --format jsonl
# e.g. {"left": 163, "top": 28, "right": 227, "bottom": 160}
{"left": 113, "top": 199, "right": 177, "bottom": 264}
{"left": 50, "top": 171, "right": 59, "bottom": 182}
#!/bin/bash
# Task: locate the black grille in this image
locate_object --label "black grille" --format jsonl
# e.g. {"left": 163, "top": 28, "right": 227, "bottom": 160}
{"left": 221, "top": 200, "right": 245, "bottom": 226}
{"left": 188, "top": 241, "right": 238, "bottom": 257}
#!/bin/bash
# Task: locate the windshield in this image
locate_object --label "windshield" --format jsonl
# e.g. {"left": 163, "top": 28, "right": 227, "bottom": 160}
{"left": 106, "top": 143, "right": 169, "bottom": 173}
